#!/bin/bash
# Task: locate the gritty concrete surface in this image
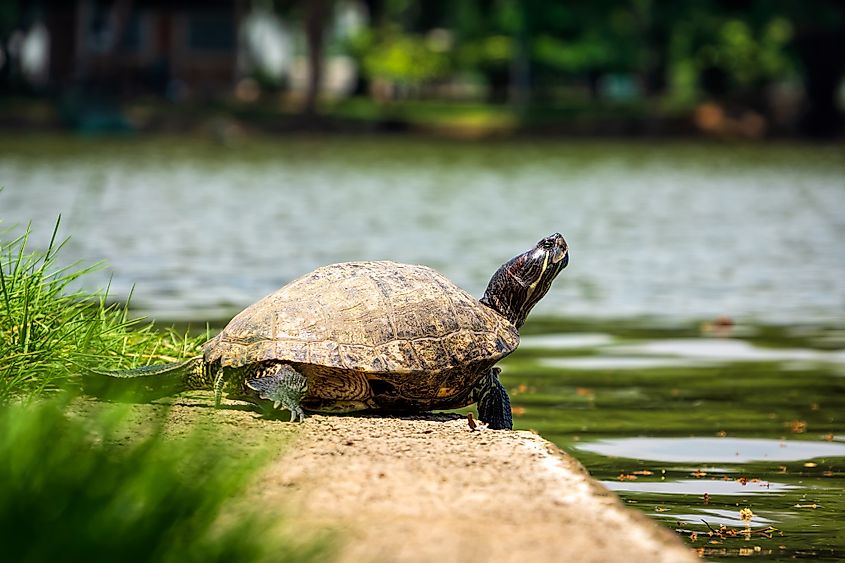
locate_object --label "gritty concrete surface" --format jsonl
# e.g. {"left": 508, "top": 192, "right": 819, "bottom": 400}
{"left": 251, "top": 412, "right": 699, "bottom": 563}
{"left": 82, "top": 393, "right": 698, "bottom": 562}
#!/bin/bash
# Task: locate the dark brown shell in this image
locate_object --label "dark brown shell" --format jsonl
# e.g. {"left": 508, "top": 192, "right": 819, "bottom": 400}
{"left": 203, "top": 261, "right": 519, "bottom": 376}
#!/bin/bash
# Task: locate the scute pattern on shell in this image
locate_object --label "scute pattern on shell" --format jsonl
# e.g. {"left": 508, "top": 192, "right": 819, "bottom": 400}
{"left": 204, "top": 261, "right": 519, "bottom": 375}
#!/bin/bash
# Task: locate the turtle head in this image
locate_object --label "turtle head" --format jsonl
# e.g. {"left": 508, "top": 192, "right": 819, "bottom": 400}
{"left": 480, "top": 233, "right": 569, "bottom": 329}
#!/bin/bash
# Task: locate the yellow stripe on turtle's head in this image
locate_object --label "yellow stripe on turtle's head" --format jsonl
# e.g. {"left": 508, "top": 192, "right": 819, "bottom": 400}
{"left": 480, "top": 233, "right": 569, "bottom": 329}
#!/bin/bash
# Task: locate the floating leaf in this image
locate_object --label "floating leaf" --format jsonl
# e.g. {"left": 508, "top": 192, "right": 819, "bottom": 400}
{"left": 789, "top": 420, "right": 807, "bottom": 433}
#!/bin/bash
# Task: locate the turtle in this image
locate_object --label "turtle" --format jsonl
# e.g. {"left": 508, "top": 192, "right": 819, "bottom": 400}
{"left": 86, "top": 233, "right": 568, "bottom": 429}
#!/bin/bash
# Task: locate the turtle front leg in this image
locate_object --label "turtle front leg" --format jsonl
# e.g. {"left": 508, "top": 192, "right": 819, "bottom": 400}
{"left": 474, "top": 367, "right": 512, "bottom": 430}
{"left": 246, "top": 364, "right": 308, "bottom": 422}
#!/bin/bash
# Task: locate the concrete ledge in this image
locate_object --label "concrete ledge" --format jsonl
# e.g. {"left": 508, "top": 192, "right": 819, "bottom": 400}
{"left": 255, "top": 413, "right": 698, "bottom": 563}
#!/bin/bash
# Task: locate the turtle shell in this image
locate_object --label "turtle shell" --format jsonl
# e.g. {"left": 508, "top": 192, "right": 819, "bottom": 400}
{"left": 204, "top": 261, "right": 519, "bottom": 376}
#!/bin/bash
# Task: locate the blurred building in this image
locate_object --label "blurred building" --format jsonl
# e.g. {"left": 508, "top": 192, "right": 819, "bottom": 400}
{"left": 45, "top": 0, "right": 243, "bottom": 98}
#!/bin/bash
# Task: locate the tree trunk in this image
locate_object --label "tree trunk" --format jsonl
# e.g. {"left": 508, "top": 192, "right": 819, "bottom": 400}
{"left": 794, "top": 29, "right": 845, "bottom": 138}
{"left": 303, "top": 0, "right": 329, "bottom": 118}
{"left": 509, "top": 5, "right": 531, "bottom": 114}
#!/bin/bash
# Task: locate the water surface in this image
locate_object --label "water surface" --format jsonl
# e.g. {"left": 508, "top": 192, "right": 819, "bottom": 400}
{"left": 2, "top": 135, "right": 844, "bottom": 561}
{"left": 508, "top": 320, "right": 845, "bottom": 562}
{"left": 2, "top": 135, "right": 843, "bottom": 324}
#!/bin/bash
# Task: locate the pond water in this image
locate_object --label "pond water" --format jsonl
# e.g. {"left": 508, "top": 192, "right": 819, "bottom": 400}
{"left": 1, "top": 134, "right": 844, "bottom": 561}
{"left": 1, "top": 135, "right": 843, "bottom": 324}
{"left": 509, "top": 321, "right": 845, "bottom": 562}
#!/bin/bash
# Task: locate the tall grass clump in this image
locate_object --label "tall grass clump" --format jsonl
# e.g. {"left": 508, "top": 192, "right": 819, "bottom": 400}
{"left": 0, "top": 210, "right": 330, "bottom": 561}
{"left": 0, "top": 398, "right": 329, "bottom": 563}
{"left": 0, "top": 217, "right": 203, "bottom": 400}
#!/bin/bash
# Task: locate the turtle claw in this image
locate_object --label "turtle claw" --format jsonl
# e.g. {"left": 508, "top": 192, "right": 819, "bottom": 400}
{"left": 281, "top": 402, "right": 305, "bottom": 422}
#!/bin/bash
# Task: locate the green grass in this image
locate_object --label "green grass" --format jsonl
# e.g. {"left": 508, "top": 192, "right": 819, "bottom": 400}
{"left": 0, "top": 214, "right": 329, "bottom": 561}
{"left": 0, "top": 216, "right": 203, "bottom": 400}
{"left": 0, "top": 397, "right": 329, "bottom": 563}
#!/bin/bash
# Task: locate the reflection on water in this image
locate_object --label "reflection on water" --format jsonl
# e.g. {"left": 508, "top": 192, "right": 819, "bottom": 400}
{"left": 578, "top": 437, "right": 845, "bottom": 463}
{"left": 616, "top": 339, "right": 845, "bottom": 364}
{"left": 541, "top": 356, "right": 715, "bottom": 369}
{"left": 519, "top": 333, "right": 614, "bottom": 349}
{"left": 533, "top": 333, "right": 845, "bottom": 370}
{"left": 669, "top": 509, "right": 779, "bottom": 528}
{"left": 602, "top": 478, "right": 797, "bottom": 495}
{"left": 1, "top": 136, "right": 844, "bottom": 324}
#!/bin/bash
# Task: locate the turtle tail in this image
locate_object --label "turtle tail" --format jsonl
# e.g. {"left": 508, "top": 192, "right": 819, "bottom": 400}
{"left": 81, "top": 356, "right": 210, "bottom": 401}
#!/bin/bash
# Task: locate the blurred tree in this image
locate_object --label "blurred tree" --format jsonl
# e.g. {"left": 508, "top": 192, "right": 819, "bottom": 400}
{"left": 0, "top": 0, "right": 18, "bottom": 90}
{"left": 359, "top": 28, "right": 449, "bottom": 90}
{"left": 527, "top": 1, "right": 640, "bottom": 100}
{"left": 303, "top": 0, "right": 331, "bottom": 116}
{"left": 661, "top": 0, "right": 842, "bottom": 136}
{"left": 3, "top": 0, "right": 842, "bottom": 135}
{"left": 0, "top": 0, "right": 25, "bottom": 93}
{"left": 265, "top": 0, "right": 333, "bottom": 117}
{"left": 345, "top": 0, "right": 452, "bottom": 99}
{"left": 785, "top": 0, "right": 845, "bottom": 137}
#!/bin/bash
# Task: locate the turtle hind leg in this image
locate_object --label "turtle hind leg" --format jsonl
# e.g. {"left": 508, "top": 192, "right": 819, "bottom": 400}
{"left": 246, "top": 364, "right": 308, "bottom": 422}
{"left": 474, "top": 367, "right": 513, "bottom": 430}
